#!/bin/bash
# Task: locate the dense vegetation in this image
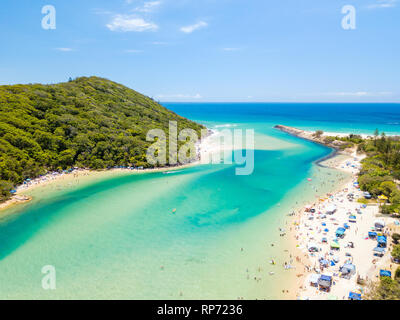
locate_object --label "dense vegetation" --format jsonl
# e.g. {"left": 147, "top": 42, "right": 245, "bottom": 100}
{"left": 319, "top": 130, "right": 400, "bottom": 214}
{"left": 0, "top": 76, "right": 204, "bottom": 201}
{"left": 356, "top": 130, "right": 400, "bottom": 215}
{"left": 367, "top": 276, "right": 400, "bottom": 300}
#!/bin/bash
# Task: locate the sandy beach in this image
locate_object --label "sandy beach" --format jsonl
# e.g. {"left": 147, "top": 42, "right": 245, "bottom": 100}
{"left": 291, "top": 151, "right": 398, "bottom": 300}
{"left": 0, "top": 130, "right": 219, "bottom": 214}
{"left": 272, "top": 125, "right": 400, "bottom": 300}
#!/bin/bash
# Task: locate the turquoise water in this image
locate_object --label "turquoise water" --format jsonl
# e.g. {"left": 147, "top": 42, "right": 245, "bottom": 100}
{"left": 1, "top": 103, "right": 398, "bottom": 299}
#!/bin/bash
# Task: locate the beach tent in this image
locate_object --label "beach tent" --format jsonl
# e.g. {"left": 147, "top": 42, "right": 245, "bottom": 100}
{"left": 377, "top": 236, "right": 387, "bottom": 248}
{"left": 10, "top": 189, "right": 17, "bottom": 194}
{"left": 374, "top": 220, "right": 385, "bottom": 230}
{"left": 348, "top": 292, "right": 362, "bottom": 300}
{"left": 318, "top": 275, "right": 333, "bottom": 290}
{"left": 363, "top": 192, "right": 372, "bottom": 199}
{"left": 368, "top": 231, "right": 377, "bottom": 239}
{"left": 349, "top": 215, "right": 357, "bottom": 223}
{"left": 379, "top": 270, "right": 392, "bottom": 278}
{"left": 336, "top": 227, "right": 346, "bottom": 238}
{"left": 373, "top": 247, "right": 385, "bottom": 257}
{"left": 309, "top": 274, "right": 320, "bottom": 287}
{"left": 307, "top": 243, "right": 319, "bottom": 252}
{"left": 330, "top": 242, "right": 340, "bottom": 250}
{"left": 320, "top": 259, "right": 329, "bottom": 267}
{"left": 377, "top": 236, "right": 387, "bottom": 243}
{"left": 325, "top": 205, "right": 337, "bottom": 215}
{"left": 341, "top": 264, "right": 356, "bottom": 276}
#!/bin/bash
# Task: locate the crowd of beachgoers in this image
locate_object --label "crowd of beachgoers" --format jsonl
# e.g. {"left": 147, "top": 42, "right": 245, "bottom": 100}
{"left": 291, "top": 153, "right": 399, "bottom": 300}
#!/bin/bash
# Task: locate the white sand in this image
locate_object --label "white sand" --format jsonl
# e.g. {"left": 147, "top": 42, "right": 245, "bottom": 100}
{"left": 1, "top": 131, "right": 219, "bottom": 213}
{"left": 294, "top": 152, "right": 397, "bottom": 300}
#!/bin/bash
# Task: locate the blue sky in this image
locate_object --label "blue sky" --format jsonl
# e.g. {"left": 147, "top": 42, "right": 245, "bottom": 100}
{"left": 0, "top": 0, "right": 399, "bottom": 102}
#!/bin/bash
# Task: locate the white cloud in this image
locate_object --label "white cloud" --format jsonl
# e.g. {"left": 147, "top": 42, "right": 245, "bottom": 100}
{"left": 334, "top": 91, "right": 369, "bottom": 96}
{"left": 325, "top": 91, "right": 393, "bottom": 97}
{"left": 134, "top": 1, "right": 162, "bottom": 12}
{"left": 106, "top": 15, "right": 158, "bottom": 32}
{"left": 180, "top": 21, "right": 208, "bottom": 34}
{"left": 156, "top": 93, "right": 202, "bottom": 100}
{"left": 367, "top": 0, "right": 397, "bottom": 9}
{"left": 54, "top": 48, "right": 74, "bottom": 52}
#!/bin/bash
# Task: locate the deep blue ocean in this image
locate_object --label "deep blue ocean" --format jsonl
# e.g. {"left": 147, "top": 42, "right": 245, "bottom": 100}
{"left": 164, "top": 102, "right": 400, "bottom": 135}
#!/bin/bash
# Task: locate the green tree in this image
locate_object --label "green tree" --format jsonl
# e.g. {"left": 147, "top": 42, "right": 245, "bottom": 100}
{"left": 392, "top": 244, "right": 400, "bottom": 261}
{"left": 366, "top": 277, "right": 400, "bottom": 300}
{"left": 0, "top": 76, "right": 206, "bottom": 204}
{"left": 392, "top": 233, "right": 400, "bottom": 245}
{"left": 0, "top": 180, "right": 13, "bottom": 201}
{"left": 395, "top": 267, "right": 400, "bottom": 282}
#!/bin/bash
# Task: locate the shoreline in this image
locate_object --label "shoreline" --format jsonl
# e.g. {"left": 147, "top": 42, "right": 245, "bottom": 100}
{"left": 0, "top": 129, "right": 218, "bottom": 214}
{"left": 275, "top": 125, "right": 398, "bottom": 300}
{"left": 283, "top": 152, "right": 354, "bottom": 299}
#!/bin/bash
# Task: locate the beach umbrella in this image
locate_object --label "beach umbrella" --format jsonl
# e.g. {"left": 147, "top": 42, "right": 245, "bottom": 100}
{"left": 324, "top": 228, "right": 329, "bottom": 232}
{"left": 330, "top": 242, "right": 340, "bottom": 249}
{"left": 379, "top": 270, "right": 392, "bottom": 278}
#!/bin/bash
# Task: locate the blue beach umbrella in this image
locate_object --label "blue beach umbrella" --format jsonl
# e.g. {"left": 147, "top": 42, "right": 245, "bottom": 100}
{"left": 380, "top": 270, "right": 392, "bottom": 278}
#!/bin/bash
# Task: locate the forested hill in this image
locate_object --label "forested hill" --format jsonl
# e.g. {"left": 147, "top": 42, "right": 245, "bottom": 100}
{"left": 0, "top": 76, "right": 204, "bottom": 200}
